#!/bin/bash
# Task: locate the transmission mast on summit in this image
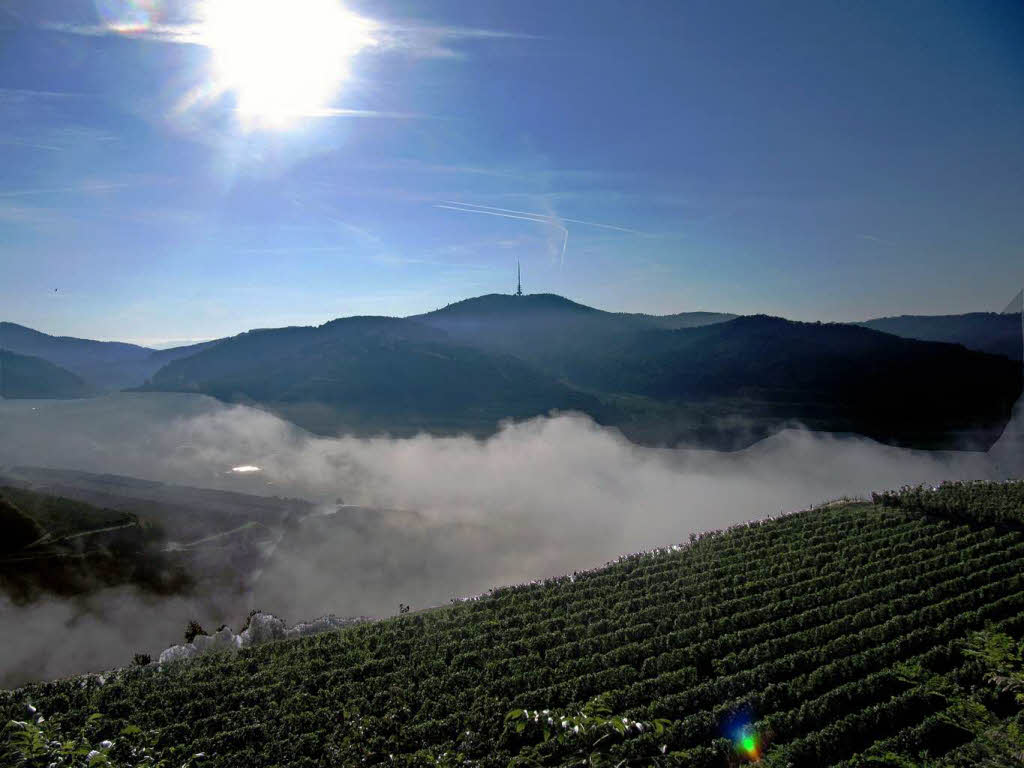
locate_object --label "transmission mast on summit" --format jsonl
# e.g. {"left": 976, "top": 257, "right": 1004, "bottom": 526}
{"left": 516, "top": 260, "right": 523, "bottom": 296}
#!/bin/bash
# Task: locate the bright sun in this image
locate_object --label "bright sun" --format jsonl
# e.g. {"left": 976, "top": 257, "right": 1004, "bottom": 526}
{"left": 200, "top": 0, "right": 377, "bottom": 128}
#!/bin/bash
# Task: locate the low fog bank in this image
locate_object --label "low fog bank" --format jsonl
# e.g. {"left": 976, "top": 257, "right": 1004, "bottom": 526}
{"left": 1, "top": 393, "right": 1022, "bottom": 687}
{"left": 0, "top": 587, "right": 233, "bottom": 688}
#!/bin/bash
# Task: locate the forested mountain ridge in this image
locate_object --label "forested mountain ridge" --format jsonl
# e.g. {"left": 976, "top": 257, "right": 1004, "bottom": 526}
{"left": 567, "top": 314, "right": 1021, "bottom": 449}
{"left": 140, "top": 300, "right": 1022, "bottom": 450}
{"left": 6, "top": 481, "right": 1024, "bottom": 766}
{"left": 140, "top": 315, "right": 608, "bottom": 437}
{"left": 0, "top": 322, "right": 219, "bottom": 392}
{"left": 413, "top": 293, "right": 735, "bottom": 378}
{"left": 5, "top": 298, "right": 1021, "bottom": 451}
{"left": 859, "top": 311, "right": 1023, "bottom": 361}
{"left": 0, "top": 349, "right": 91, "bottom": 398}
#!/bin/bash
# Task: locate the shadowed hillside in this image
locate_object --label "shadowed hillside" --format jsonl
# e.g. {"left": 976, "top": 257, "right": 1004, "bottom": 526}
{"left": 0, "top": 485, "right": 189, "bottom": 601}
{"left": 0, "top": 323, "right": 219, "bottom": 392}
{"left": 0, "top": 495, "right": 43, "bottom": 553}
{"left": 0, "top": 349, "right": 91, "bottom": 399}
{"left": 414, "top": 293, "right": 735, "bottom": 379}
{"left": 138, "top": 297, "right": 1023, "bottom": 450}
{"left": 859, "top": 312, "right": 1023, "bottom": 361}
{"left": 141, "top": 315, "right": 608, "bottom": 437}
{"left": 571, "top": 315, "right": 1022, "bottom": 450}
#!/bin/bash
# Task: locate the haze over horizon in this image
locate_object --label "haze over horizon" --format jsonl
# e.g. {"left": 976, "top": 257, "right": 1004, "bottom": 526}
{"left": 1, "top": 0, "right": 1022, "bottom": 346}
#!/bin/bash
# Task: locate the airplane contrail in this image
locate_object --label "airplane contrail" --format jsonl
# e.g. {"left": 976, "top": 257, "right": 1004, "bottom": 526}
{"left": 434, "top": 204, "right": 569, "bottom": 265}
{"left": 439, "top": 200, "right": 645, "bottom": 234}
{"left": 435, "top": 200, "right": 646, "bottom": 265}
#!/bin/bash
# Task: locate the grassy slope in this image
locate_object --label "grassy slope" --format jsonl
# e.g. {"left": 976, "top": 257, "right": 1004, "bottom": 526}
{"left": 4, "top": 493, "right": 1024, "bottom": 766}
{"left": 0, "top": 486, "right": 193, "bottom": 600}
{"left": 0, "top": 485, "right": 135, "bottom": 539}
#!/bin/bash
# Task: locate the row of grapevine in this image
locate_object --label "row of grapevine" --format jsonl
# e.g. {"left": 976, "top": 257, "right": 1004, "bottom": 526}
{"left": 4, "top": 492, "right": 1024, "bottom": 766}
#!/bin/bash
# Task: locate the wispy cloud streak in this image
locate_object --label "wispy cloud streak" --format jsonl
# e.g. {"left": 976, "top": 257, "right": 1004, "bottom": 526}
{"left": 435, "top": 201, "right": 649, "bottom": 266}
{"left": 435, "top": 203, "right": 569, "bottom": 265}
{"left": 40, "top": 21, "right": 204, "bottom": 45}
{"left": 441, "top": 201, "right": 646, "bottom": 235}
{"left": 0, "top": 137, "right": 63, "bottom": 152}
{"left": 377, "top": 24, "right": 542, "bottom": 59}
{"left": 0, "top": 87, "right": 88, "bottom": 101}
{"left": 39, "top": 17, "right": 536, "bottom": 61}
{"left": 0, "top": 182, "right": 135, "bottom": 198}
{"left": 288, "top": 107, "right": 428, "bottom": 119}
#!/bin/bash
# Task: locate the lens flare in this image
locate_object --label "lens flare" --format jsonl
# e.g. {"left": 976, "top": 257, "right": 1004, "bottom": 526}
{"left": 94, "top": 0, "right": 378, "bottom": 131}
{"left": 739, "top": 731, "right": 760, "bottom": 760}
{"left": 200, "top": 0, "right": 378, "bottom": 128}
{"left": 722, "top": 709, "right": 763, "bottom": 762}
{"left": 93, "top": 0, "right": 161, "bottom": 34}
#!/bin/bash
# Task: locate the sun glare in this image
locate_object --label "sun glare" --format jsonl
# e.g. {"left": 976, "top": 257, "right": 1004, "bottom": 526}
{"left": 200, "top": 0, "right": 377, "bottom": 128}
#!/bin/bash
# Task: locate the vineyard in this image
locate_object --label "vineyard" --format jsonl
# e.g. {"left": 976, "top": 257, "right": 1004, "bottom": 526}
{"left": 4, "top": 483, "right": 1024, "bottom": 766}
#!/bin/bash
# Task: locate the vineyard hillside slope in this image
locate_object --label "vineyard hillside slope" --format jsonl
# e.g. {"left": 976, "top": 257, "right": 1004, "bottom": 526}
{"left": 4, "top": 482, "right": 1024, "bottom": 767}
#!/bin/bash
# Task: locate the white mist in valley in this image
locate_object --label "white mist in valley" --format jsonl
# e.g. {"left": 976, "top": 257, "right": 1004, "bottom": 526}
{"left": 0, "top": 392, "right": 1021, "bottom": 687}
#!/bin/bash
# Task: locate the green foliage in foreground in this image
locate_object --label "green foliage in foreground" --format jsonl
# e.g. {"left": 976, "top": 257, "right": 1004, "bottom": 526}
{"left": 5, "top": 486, "right": 1024, "bottom": 766}
{"left": 827, "top": 629, "right": 1024, "bottom": 767}
{"left": 874, "top": 480, "right": 1024, "bottom": 529}
{"left": 2, "top": 710, "right": 204, "bottom": 768}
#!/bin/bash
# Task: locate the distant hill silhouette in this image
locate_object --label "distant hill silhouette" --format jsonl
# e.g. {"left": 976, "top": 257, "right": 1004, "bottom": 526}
{"left": 139, "top": 295, "right": 1022, "bottom": 450}
{"left": 414, "top": 293, "right": 735, "bottom": 380}
{"left": 0, "top": 349, "right": 91, "bottom": 399}
{"left": 141, "top": 315, "right": 608, "bottom": 437}
{"left": 0, "top": 322, "right": 220, "bottom": 391}
{"left": 566, "top": 315, "right": 1021, "bottom": 449}
{"left": 858, "top": 312, "right": 1023, "bottom": 361}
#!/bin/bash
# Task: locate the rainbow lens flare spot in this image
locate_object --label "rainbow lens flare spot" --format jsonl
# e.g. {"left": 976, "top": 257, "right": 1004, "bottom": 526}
{"left": 733, "top": 727, "right": 761, "bottom": 761}
{"left": 723, "top": 710, "right": 764, "bottom": 761}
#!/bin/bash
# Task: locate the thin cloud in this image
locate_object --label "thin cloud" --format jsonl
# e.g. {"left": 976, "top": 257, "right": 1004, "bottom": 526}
{"left": 0, "top": 205, "right": 64, "bottom": 224}
{"left": 0, "top": 136, "right": 63, "bottom": 152}
{"left": 0, "top": 127, "right": 121, "bottom": 153}
{"left": 39, "top": 17, "right": 537, "bottom": 61}
{"left": 435, "top": 203, "right": 570, "bottom": 265}
{"left": 0, "top": 181, "right": 135, "bottom": 198}
{"left": 0, "top": 87, "right": 89, "bottom": 102}
{"left": 436, "top": 201, "right": 650, "bottom": 266}
{"left": 283, "top": 107, "right": 429, "bottom": 120}
{"left": 377, "top": 24, "right": 543, "bottom": 59}
{"left": 40, "top": 21, "right": 204, "bottom": 45}
{"left": 441, "top": 200, "right": 647, "bottom": 235}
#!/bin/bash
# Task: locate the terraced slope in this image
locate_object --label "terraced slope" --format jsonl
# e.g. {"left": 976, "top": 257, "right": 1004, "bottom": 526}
{"left": 5, "top": 496, "right": 1024, "bottom": 766}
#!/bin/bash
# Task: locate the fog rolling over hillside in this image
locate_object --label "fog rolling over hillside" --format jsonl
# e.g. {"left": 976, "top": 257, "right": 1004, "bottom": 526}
{"left": 1, "top": 392, "right": 1022, "bottom": 686}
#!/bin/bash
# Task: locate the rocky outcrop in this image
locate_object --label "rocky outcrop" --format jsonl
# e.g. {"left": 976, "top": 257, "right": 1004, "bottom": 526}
{"left": 157, "top": 612, "right": 373, "bottom": 664}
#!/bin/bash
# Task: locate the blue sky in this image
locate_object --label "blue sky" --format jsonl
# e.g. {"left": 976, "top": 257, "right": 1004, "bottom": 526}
{"left": 1, "top": 0, "right": 1022, "bottom": 345}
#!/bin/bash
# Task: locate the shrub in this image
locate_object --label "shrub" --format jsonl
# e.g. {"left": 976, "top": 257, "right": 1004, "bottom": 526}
{"left": 184, "top": 620, "right": 206, "bottom": 644}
